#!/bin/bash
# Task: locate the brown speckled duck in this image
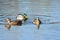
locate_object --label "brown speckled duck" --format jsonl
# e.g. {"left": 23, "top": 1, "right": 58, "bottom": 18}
{"left": 5, "top": 18, "right": 22, "bottom": 30}
{"left": 32, "top": 17, "right": 41, "bottom": 29}
{"left": 6, "top": 18, "right": 22, "bottom": 26}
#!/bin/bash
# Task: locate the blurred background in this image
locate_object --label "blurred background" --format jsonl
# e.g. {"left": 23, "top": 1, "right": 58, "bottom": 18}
{"left": 0, "top": 0, "right": 60, "bottom": 15}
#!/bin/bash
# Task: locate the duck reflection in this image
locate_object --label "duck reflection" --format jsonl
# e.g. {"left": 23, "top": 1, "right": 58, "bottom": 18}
{"left": 5, "top": 24, "right": 11, "bottom": 30}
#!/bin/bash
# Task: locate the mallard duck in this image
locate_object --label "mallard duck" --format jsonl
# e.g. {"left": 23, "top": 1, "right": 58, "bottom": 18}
{"left": 32, "top": 17, "right": 41, "bottom": 29}
{"left": 16, "top": 13, "right": 28, "bottom": 22}
{"left": 6, "top": 18, "right": 22, "bottom": 26}
{"left": 5, "top": 18, "right": 22, "bottom": 30}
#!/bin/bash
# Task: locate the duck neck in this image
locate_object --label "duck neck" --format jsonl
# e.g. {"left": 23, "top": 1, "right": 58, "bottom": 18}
{"left": 7, "top": 20, "right": 11, "bottom": 24}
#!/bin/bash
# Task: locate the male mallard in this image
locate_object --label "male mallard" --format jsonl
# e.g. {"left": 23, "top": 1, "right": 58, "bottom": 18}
{"left": 6, "top": 18, "right": 22, "bottom": 26}
{"left": 32, "top": 17, "right": 41, "bottom": 29}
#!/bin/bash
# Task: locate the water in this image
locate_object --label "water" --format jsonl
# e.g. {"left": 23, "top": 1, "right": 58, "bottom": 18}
{"left": 0, "top": 14, "right": 60, "bottom": 40}
{"left": 0, "top": 0, "right": 60, "bottom": 40}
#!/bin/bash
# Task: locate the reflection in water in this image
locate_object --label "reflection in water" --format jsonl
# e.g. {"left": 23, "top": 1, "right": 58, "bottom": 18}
{"left": 49, "top": 22, "right": 60, "bottom": 24}
{"left": 5, "top": 24, "right": 11, "bottom": 30}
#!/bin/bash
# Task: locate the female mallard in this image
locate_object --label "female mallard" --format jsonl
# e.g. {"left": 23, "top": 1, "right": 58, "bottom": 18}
{"left": 32, "top": 17, "right": 41, "bottom": 29}
{"left": 5, "top": 18, "right": 22, "bottom": 30}
{"left": 16, "top": 13, "right": 28, "bottom": 22}
{"left": 6, "top": 18, "right": 22, "bottom": 26}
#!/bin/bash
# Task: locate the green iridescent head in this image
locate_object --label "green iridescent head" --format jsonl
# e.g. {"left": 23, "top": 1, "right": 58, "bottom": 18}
{"left": 23, "top": 13, "right": 28, "bottom": 18}
{"left": 23, "top": 13, "right": 27, "bottom": 16}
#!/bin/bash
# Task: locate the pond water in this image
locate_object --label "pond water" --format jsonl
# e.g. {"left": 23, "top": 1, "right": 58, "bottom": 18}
{"left": 0, "top": 14, "right": 60, "bottom": 40}
{"left": 0, "top": 0, "right": 60, "bottom": 40}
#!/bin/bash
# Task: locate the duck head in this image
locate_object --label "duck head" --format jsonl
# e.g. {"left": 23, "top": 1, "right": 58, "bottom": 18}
{"left": 23, "top": 13, "right": 28, "bottom": 21}
{"left": 6, "top": 18, "right": 11, "bottom": 24}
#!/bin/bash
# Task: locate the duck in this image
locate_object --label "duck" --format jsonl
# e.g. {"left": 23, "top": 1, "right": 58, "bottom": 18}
{"left": 6, "top": 18, "right": 22, "bottom": 26}
{"left": 16, "top": 13, "right": 28, "bottom": 22}
{"left": 5, "top": 18, "right": 22, "bottom": 30}
{"left": 32, "top": 17, "right": 41, "bottom": 29}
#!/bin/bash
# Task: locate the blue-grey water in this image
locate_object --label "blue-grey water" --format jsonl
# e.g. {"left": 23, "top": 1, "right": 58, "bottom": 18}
{"left": 0, "top": 0, "right": 60, "bottom": 40}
